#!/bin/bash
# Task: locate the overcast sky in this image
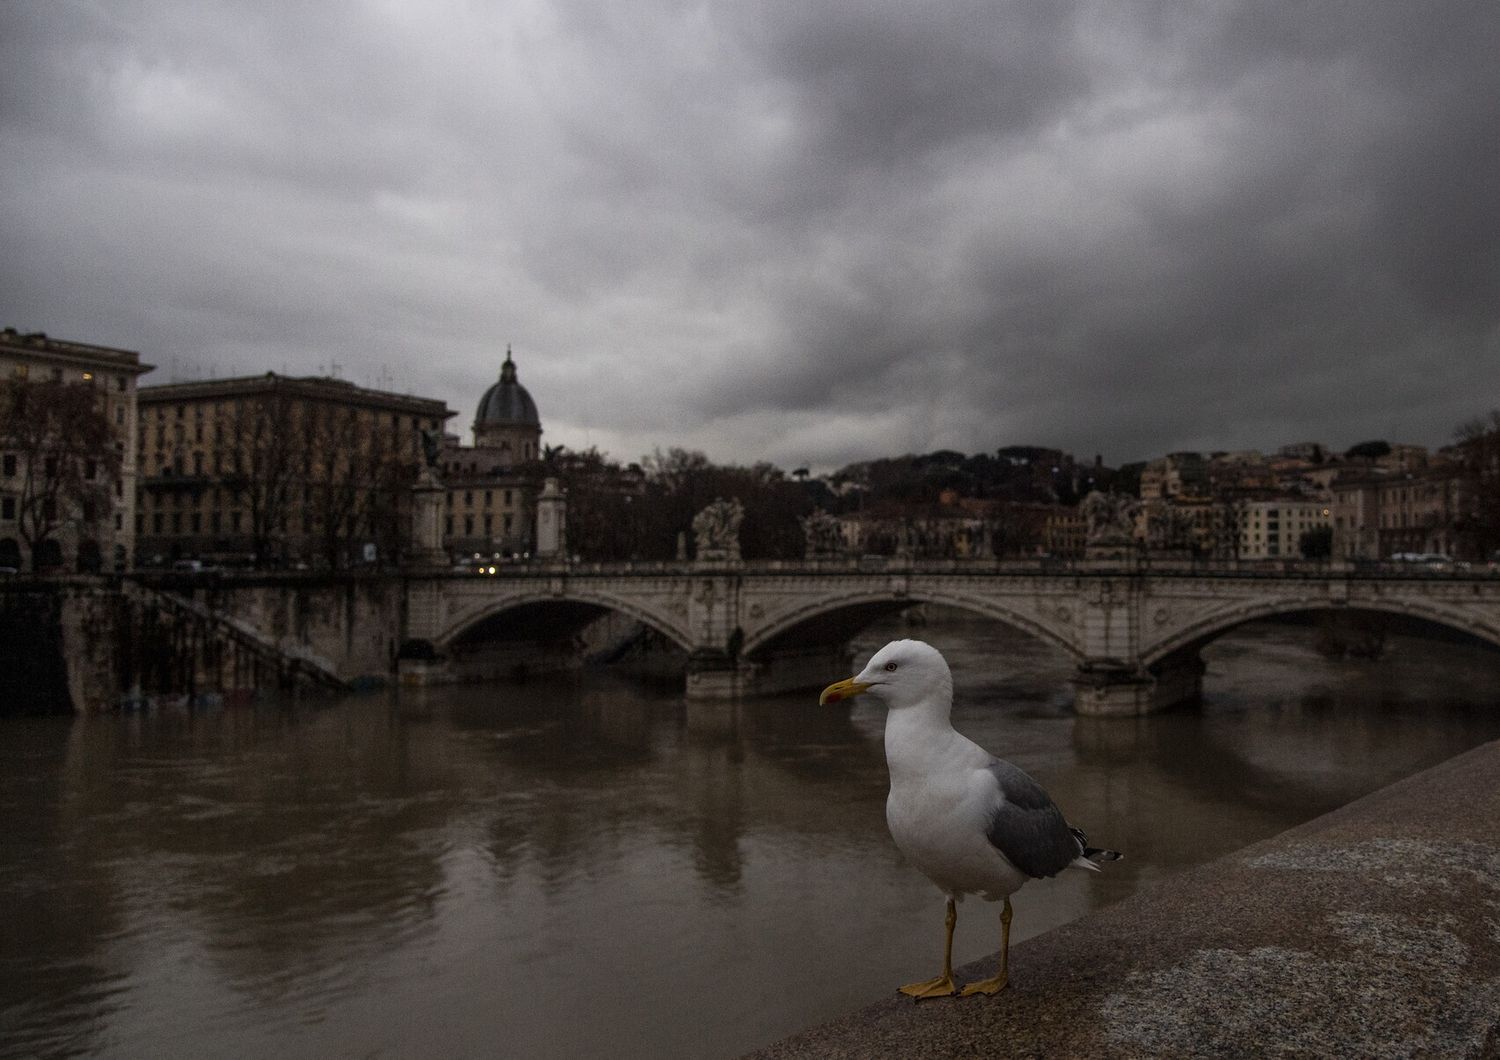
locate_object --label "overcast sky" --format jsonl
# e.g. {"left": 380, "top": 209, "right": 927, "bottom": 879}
{"left": 2, "top": 1, "right": 1496, "bottom": 470}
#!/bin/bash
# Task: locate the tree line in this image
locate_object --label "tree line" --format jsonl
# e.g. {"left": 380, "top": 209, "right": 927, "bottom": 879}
{"left": 5, "top": 368, "right": 1500, "bottom": 571}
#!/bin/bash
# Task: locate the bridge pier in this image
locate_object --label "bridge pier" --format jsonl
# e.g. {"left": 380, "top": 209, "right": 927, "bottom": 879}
{"left": 685, "top": 649, "right": 752, "bottom": 699}
{"left": 685, "top": 643, "right": 856, "bottom": 700}
{"left": 745, "top": 643, "right": 857, "bottom": 698}
{"left": 1072, "top": 652, "right": 1204, "bottom": 717}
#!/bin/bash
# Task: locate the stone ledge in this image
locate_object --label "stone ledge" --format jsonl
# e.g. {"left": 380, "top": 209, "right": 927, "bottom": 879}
{"left": 750, "top": 739, "right": 1500, "bottom": 1059}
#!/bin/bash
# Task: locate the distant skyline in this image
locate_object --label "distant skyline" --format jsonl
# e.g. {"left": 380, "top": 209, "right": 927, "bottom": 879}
{"left": 3, "top": 1, "right": 1496, "bottom": 471}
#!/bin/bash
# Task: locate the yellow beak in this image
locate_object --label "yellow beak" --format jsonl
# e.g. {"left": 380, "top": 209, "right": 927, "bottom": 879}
{"left": 819, "top": 677, "right": 871, "bottom": 705}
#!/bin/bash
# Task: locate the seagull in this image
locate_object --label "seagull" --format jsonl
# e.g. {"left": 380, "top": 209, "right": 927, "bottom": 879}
{"left": 820, "top": 639, "right": 1120, "bottom": 1000}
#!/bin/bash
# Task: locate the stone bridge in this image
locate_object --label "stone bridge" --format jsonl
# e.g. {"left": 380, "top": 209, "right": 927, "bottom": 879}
{"left": 400, "top": 558, "right": 1500, "bottom": 716}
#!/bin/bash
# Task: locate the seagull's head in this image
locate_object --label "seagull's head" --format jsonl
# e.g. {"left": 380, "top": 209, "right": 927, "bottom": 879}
{"left": 818, "top": 639, "right": 952, "bottom": 711}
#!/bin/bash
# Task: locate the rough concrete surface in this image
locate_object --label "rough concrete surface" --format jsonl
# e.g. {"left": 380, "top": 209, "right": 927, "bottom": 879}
{"left": 750, "top": 740, "right": 1500, "bottom": 1059}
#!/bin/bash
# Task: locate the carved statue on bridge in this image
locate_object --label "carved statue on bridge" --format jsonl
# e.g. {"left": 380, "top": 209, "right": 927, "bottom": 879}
{"left": 800, "top": 508, "right": 844, "bottom": 558}
{"left": 1081, "top": 490, "right": 1141, "bottom": 548}
{"left": 693, "top": 497, "right": 745, "bottom": 562}
{"left": 1144, "top": 502, "right": 1197, "bottom": 552}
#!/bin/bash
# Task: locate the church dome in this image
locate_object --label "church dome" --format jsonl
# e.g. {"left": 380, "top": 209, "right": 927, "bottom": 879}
{"left": 474, "top": 347, "right": 540, "bottom": 428}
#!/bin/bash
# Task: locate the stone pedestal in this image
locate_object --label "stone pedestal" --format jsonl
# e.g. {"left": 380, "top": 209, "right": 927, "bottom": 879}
{"left": 535, "top": 477, "right": 567, "bottom": 559}
{"left": 1072, "top": 666, "right": 1156, "bottom": 717}
{"left": 1083, "top": 546, "right": 1141, "bottom": 568}
{"left": 685, "top": 649, "right": 753, "bottom": 700}
{"left": 748, "top": 643, "right": 856, "bottom": 697}
{"left": 397, "top": 656, "right": 452, "bottom": 686}
{"left": 1072, "top": 652, "right": 1205, "bottom": 717}
{"left": 409, "top": 469, "right": 447, "bottom": 568}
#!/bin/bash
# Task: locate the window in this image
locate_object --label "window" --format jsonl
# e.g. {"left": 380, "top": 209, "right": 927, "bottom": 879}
{"left": 2, "top": 455, "right": 14, "bottom": 477}
{"left": 153, "top": 512, "right": 164, "bottom": 533}
{"left": 232, "top": 511, "right": 242, "bottom": 531}
{"left": 483, "top": 514, "right": 492, "bottom": 533}
{"left": 211, "top": 512, "right": 221, "bottom": 533}
{"left": 117, "top": 375, "right": 127, "bottom": 392}
{"left": 484, "top": 490, "right": 492, "bottom": 507}
{"left": 116, "top": 406, "right": 125, "bottom": 425}
{"left": 191, "top": 513, "right": 201, "bottom": 533}
{"left": 1, "top": 497, "right": 12, "bottom": 520}
{"left": 464, "top": 516, "right": 473, "bottom": 535}
{"left": 172, "top": 513, "right": 182, "bottom": 532}
{"left": 445, "top": 516, "right": 453, "bottom": 535}
{"left": 504, "top": 489, "right": 512, "bottom": 505}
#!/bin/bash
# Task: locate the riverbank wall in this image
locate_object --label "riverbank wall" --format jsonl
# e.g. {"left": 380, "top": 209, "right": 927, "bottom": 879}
{"left": 751, "top": 738, "right": 1500, "bottom": 1058}
{"left": 0, "top": 576, "right": 361, "bottom": 713}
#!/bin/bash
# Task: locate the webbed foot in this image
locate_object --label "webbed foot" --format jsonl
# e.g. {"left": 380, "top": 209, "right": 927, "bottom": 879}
{"left": 959, "top": 971, "right": 1009, "bottom": 997}
{"left": 898, "top": 973, "right": 958, "bottom": 1000}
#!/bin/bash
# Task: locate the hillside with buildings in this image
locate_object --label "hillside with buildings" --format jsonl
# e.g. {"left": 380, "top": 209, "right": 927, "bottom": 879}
{"left": 3, "top": 324, "right": 1498, "bottom": 572}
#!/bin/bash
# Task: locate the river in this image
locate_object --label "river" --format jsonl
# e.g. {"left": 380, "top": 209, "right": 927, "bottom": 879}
{"left": 3, "top": 611, "right": 1500, "bottom": 1058}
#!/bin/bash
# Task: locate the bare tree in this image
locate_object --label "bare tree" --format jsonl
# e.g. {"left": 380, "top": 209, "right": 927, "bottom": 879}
{"left": 0, "top": 377, "right": 119, "bottom": 570}
{"left": 1454, "top": 411, "right": 1500, "bottom": 559}
{"left": 303, "top": 402, "right": 366, "bottom": 568}
{"left": 221, "top": 384, "right": 300, "bottom": 567}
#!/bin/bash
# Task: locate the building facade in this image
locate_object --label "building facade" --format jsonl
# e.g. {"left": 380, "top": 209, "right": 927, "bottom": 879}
{"left": 1327, "top": 454, "right": 1469, "bottom": 561}
{"left": 0, "top": 327, "right": 152, "bottom": 571}
{"left": 136, "top": 374, "right": 451, "bottom": 567}
{"left": 1237, "top": 498, "right": 1332, "bottom": 559}
{"left": 441, "top": 349, "right": 544, "bottom": 560}
{"left": 1139, "top": 452, "right": 1208, "bottom": 502}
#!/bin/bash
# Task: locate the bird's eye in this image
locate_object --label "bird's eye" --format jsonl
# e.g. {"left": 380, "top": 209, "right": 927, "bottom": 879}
{"left": 884, "top": 662, "right": 898, "bottom": 671}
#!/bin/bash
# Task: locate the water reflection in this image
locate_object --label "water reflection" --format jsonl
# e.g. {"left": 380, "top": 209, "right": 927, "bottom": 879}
{"left": 2, "top": 613, "right": 1499, "bottom": 1058}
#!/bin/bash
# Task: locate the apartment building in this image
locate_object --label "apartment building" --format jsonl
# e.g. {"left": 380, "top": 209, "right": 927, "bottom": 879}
{"left": 0, "top": 327, "right": 152, "bottom": 571}
{"left": 136, "top": 373, "right": 451, "bottom": 566}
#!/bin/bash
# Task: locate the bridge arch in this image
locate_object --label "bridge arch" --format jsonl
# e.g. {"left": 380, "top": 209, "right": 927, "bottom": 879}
{"left": 741, "top": 589, "right": 1083, "bottom": 662}
{"left": 435, "top": 589, "right": 695, "bottom": 654}
{"left": 1142, "top": 594, "right": 1500, "bottom": 669}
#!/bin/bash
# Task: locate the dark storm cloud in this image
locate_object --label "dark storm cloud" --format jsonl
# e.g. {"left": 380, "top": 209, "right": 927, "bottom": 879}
{"left": 1, "top": 0, "right": 1496, "bottom": 469}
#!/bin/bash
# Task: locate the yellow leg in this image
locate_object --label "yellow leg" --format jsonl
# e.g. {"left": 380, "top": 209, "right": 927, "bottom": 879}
{"left": 899, "top": 898, "right": 959, "bottom": 1000}
{"left": 960, "top": 896, "right": 1012, "bottom": 997}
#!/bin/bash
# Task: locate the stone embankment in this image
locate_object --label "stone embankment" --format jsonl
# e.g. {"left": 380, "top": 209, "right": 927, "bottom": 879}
{"left": 752, "top": 740, "right": 1500, "bottom": 1058}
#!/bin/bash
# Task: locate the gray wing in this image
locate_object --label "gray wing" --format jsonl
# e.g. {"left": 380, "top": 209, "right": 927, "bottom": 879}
{"left": 982, "top": 759, "right": 1081, "bottom": 878}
